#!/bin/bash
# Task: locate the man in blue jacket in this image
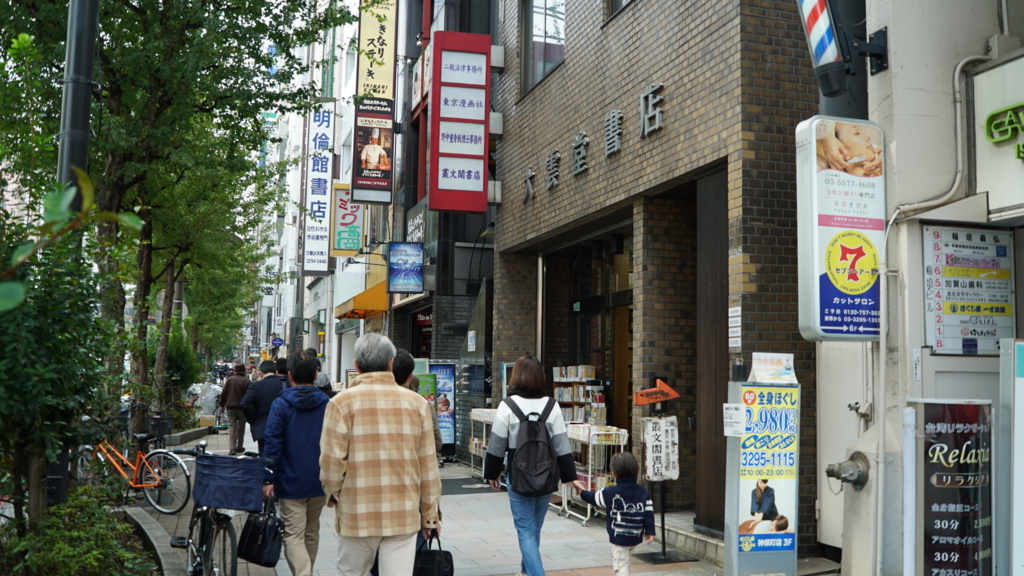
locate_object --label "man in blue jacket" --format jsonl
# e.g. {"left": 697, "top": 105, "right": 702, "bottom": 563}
{"left": 262, "top": 349, "right": 330, "bottom": 576}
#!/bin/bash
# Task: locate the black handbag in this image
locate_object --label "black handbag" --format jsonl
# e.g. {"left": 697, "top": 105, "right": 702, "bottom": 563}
{"left": 237, "top": 497, "right": 285, "bottom": 567}
{"left": 413, "top": 535, "right": 454, "bottom": 576}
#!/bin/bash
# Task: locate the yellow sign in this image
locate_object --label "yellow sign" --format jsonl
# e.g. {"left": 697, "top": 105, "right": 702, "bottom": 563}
{"left": 941, "top": 302, "right": 1012, "bottom": 316}
{"left": 824, "top": 230, "right": 878, "bottom": 295}
{"left": 940, "top": 266, "right": 1011, "bottom": 280}
{"left": 739, "top": 384, "right": 799, "bottom": 479}
{"left": 356, "top": 0, "right": 397, "bottom": 99}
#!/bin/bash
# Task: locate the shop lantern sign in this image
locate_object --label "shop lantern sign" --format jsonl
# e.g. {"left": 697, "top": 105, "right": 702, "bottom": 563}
{"left": 522, "top": 85, "right": 664, "bottom": 203}
{"left": 428, "top": 32, "right": 492, "bottom": 214}
{"left": 302, "top": 106, "right": 334, "bottom": 276}
{"left": 796, "top": 116, "right": 886, "bottom": 341}
{"left": 351, "top": 0, "right": 398, "bottom": 205}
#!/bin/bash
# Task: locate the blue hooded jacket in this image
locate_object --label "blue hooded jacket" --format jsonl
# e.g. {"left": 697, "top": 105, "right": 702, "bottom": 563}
{"left": 263, "top": 385, "right": 330, "bottom": 499}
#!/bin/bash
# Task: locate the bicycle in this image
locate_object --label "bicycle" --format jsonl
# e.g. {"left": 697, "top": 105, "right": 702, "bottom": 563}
{"left": 170, "top": 444, "right": 271, "bottom": 576}
{"left": 77, "top": 430, "right": 191, "bottom": 514}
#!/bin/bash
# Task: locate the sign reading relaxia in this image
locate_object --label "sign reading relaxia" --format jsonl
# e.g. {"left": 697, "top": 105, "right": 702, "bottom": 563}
{"left": 796, "top": 115, "right": 886, "bottom": 341}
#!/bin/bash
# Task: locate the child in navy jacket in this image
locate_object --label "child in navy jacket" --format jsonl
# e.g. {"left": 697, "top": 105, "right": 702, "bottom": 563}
{"left": 572, "top": 452, "right": 655, "bottom": 576}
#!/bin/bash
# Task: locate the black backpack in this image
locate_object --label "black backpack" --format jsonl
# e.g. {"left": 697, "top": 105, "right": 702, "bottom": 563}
{"left": 504, "top": 397, "right": 560, "bottom": 497}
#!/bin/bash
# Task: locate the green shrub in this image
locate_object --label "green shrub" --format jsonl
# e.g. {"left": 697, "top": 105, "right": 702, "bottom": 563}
{"left": 0, "top": 486, "right": 157, "bottom": 576}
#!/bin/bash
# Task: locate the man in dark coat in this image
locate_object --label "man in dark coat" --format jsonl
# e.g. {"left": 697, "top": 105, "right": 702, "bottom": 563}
{"left": 240, "top": 359, "right": 289, "bottom": 455}
{"left": 218, "top": 364, "right": 250, "bottom": 454}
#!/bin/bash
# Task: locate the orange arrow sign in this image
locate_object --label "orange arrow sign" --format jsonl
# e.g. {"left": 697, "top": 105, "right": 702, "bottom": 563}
{"left": 633, "top": 379, "right": 680, "bottom": 406}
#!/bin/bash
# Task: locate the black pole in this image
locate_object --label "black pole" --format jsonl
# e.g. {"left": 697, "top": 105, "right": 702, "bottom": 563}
{"left": 660, "top": 480, "right": 667, "bottom": 557}
{"left": 56, "top": 0, "right": 101, "bottom": 212}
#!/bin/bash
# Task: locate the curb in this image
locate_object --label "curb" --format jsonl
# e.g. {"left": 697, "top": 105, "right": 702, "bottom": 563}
{"left": 123, "top": 507, "right": 189, "bottom": 576}
{"left": 167, "top": 426, "right": 211, "bottom": 446}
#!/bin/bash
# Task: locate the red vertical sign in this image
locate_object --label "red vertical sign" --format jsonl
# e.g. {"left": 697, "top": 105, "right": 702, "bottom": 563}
{"left": 427, "top": 32, "right": 491, "bottom": 214}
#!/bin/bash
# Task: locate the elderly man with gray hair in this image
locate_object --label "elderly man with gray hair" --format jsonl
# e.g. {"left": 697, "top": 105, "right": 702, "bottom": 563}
{"left": 320, "top": 333, "right": 441, "bottom": 576}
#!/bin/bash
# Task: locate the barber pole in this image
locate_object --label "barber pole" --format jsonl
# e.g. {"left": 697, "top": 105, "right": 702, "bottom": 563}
{"left": 797, "top": 0, "right": 842, "bottom": 67}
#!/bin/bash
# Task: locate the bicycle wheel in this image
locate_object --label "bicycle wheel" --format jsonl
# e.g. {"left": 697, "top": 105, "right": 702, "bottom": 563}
{"left": 205, "top": 516, "right": 237, "bottom": 576}
{"left": 76, "top": 448, "right": 105, "bottom": 487}
{"left": 142, "top": 450, "right": 191, "bottom": 514}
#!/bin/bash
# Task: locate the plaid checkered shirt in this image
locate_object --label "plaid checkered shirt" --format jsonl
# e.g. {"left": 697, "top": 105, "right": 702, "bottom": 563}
{"left": 319, "top": 371, "right": 441, "bottom": 537}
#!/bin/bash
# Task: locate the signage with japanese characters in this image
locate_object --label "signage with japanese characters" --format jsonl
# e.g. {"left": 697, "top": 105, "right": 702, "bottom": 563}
{"left": 428, "top": 32, "right": 491, "bottom": 214}
{"left": 796, "top": 116, "right": 886, "bottom": 341}
{"left": 918, "top": 402, "right": 992, "bottom": 576}
{"left": 330, "top": 184, "right": 362, "bottom": 257}
{"left": 387, "top": 242, "right": 424, "bottom": 293}
{"left": 351, "top": 0, "right": 397, "bottom": 204}
{"left": 302, "top": 107, "right": 334, "bottom": 275}
{"left": 642, "top": 416, "right": 679, "bottom": 481}
{"left": 737, "top": 383, "right": 799, "bottom": 553}
{"left": 923, "top": 226, "right": 1014, "bottom": 355}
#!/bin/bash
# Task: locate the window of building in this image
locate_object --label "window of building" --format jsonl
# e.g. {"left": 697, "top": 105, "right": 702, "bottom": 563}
{"left": 321, "top": 26, "right": 337, "bottom": 98}
{"left": 607, "top": 0, "right": 630, "bottom": 18}
{"left": 522, "top": 0, "right": 565, "bottom": 90}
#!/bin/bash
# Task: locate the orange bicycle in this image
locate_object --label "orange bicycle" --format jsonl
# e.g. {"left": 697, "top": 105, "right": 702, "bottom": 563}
{"left": 78, "top": 431, "right": 191, "bottom": 514}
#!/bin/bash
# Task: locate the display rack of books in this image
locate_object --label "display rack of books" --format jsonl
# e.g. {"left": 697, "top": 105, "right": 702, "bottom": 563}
{"left": 557, "top": 423, "right": 629, "bottom": 526}
{"left": 469, "top": 408, "right": 496, "bottom": 480}
{"left": 552, "top": 365, "right": 607, "bottom": 425}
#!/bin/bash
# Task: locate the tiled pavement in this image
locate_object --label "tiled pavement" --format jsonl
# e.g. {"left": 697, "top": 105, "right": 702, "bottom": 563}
{"left": 145, "top": 427, "right": 720, "bottom": 576}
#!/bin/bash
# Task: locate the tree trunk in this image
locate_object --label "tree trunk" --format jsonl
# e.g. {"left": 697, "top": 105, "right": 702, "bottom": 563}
{"left": 153, "top": 258, "right": 175, "bottom": 408}
{"left": 11, "top": 440, "right": 28, "bottom": 537}
{"left": 26, "top": 449, "right": 46, "bottom": 530}
{"left": 96, "top": 218, "right": 126, "bottom": 397}
{"left": 130, "top": 211, "right": 154, "bottom": 428}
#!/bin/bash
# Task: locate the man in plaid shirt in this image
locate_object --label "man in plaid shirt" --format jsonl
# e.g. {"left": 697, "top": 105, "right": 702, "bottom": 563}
{"left": 320, "top": 333, "right": 441, "bottom": 576}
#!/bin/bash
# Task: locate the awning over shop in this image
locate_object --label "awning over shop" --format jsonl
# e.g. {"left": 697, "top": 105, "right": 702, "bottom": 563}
{"left": 335, "top": 281, "right": 388, "bottom": 320}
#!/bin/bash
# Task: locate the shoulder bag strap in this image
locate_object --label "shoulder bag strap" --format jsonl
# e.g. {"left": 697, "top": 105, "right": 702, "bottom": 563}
{"left": 503, "top": 397, "right": 530, "bottom": 422}
{"left": 538, "top": 397, "right": 558, "bottom": 422}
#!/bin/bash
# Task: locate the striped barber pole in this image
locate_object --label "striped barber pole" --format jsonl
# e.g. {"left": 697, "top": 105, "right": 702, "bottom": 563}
{"left": 797, "top": 0, "right": 842, "bottom": 67}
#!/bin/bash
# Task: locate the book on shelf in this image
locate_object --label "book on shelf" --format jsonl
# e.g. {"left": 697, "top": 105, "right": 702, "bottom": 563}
{"left": 552, "top": 365, "right": 597, "bottom": 382}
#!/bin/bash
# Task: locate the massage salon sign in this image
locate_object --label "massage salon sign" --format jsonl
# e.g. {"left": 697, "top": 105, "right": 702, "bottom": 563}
{"left": 796, "top": 116, "right": 886, "bottom": 341}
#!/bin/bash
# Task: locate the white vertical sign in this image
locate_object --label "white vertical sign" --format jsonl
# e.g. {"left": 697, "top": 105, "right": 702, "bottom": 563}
{"left": 642, "top": 416, "right": 679, "bottom": 481}
{"left": 303, "top": 106, "right": 334, "bottom": 274}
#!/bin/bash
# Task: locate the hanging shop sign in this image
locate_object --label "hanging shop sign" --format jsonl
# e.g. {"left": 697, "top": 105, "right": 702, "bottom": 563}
{"left": 330, "top": 184, "right": 363, "bottom": 257}
{"left": 971, "top": 54, "right": 1024, "bottom": 217}
{"left": 387, "top": 242, "right": 424, "bottom": 293}
{"left": 641, "top": 416, "right": 679, "bottom": 481}
{"left": 428, "top": 31, "right": 491, "bottom": 214}
{"left": 796, "top": 116, "right": 886, "bottom": 341}
{"left": 430, "top": 363, "right": 456, "bottom": 445}
{"left": 748, "top": 353, "right": 798, "bottom": 384}
{"left": 916, "top": 401, "right": 993, "bottom": 576}
{"left": 351, "top": 0, "right": 398, "bottom": 205}
{"left": 736, "top": 381, "right": 799, "bottom": 554}
{"left": 301, "top": 106, "right": 334, "bottom": 275}
{"left": 923, "top": 226, "right": 1014, "bottom": 355}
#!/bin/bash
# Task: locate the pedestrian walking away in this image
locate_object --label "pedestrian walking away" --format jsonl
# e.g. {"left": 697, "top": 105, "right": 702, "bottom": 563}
{"left": 219, "top": 363, "right": 250, "bottom": 454}
{"left": 484, "top": 355, "right": 578, "bottom": 576}
{"left": 320, "top": 333, "right": 441, "bottom": 576}
{"left": 571, "top": 452, "right": 655, "bottom": 576}
{"left": 241, "top": 359, "right": 289, "bottom": 456}
{"left": 262, "top": 349, "right": 330, "bottom": 576}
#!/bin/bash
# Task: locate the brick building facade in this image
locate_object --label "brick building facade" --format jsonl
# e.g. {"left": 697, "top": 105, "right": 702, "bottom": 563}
{"left": 488, "top": 0, "right": 820, "bottom": 554}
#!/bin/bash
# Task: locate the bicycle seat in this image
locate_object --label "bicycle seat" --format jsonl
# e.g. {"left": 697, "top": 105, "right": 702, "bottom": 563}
{"left": 134, "top": 433, "right": 156, "bottom": 442}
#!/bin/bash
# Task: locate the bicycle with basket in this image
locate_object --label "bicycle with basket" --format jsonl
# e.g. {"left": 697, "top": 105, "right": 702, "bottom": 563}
{"left": 171, "top": 443, "right": 274, "bottom": 576}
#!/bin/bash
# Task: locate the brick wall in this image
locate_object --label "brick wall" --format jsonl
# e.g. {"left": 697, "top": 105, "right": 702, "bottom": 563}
{"left": 542, "top": 255, "right": 574, "bottom": 384}
{"left": 432, "top": 295, "right": 476, "bottom": 360}
{"left": 388, "top": 308, "right": 411, "bottom": 352}
{"left": 491, "top": 251, "right": 539, "bottom": 381}
{"left": 631, "top": 195, "right": 699, "bottom": 510}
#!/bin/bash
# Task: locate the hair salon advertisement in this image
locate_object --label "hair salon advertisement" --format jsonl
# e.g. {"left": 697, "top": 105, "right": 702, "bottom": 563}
{"left": 796, "top": 116, "right": 886, "bottom": 341}
{"left": 430, "top": 363, "right": 456, "bottom": 444}
{"left": 737, "top": 383, "right": 799, "bottom": 553}
{"left": 920, "top": 403, "right": 992, "bottom": 576}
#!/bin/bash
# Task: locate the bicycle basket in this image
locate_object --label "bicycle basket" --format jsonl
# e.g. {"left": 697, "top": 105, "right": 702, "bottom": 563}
{"left": 147, "top": 416, "right": 173, "bottom": 438}
{"left": 193, "top": 453, "right": 265, "bottom": 512}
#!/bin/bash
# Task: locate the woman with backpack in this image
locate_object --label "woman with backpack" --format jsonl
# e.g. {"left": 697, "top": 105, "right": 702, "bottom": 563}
{"left": 484, "top": 355, "right": 578, "bottom": 576}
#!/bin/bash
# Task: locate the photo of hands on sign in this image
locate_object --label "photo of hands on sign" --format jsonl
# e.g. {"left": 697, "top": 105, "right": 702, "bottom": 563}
{"left": 815, "top": 120, "right": 883, "bottom": 177}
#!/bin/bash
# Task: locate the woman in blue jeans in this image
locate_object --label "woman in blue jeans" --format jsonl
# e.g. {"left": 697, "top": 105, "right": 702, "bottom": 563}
{"left": 484, "top": 355, "right": 578, "bottom": 576}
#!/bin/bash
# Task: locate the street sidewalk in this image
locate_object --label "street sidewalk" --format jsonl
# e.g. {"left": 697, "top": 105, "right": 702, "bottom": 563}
{"left": 150, "top": 426, "right": 719, "bottom": 576}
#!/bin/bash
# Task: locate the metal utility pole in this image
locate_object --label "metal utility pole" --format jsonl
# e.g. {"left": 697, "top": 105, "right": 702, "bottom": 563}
{"left": 56, "top": 0, "right": 100, "bottom": 211}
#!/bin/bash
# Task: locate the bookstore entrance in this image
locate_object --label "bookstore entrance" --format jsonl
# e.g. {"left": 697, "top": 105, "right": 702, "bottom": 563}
{"left": 545, "top": 223, "right": 634, "bottom": 443}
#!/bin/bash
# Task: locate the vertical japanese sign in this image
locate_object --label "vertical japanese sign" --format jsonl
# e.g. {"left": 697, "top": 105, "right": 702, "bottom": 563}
{"left": 923, "top": 226, "right": 1014, "bottom": 355}
{"left": 351, "top": 0, "right": 397, "bottom": 205}
{"left": 642, "top": 416, "right": 679, "bottom": 481}
{"left": 428, "top": 31, "right": 491, "bottom": 214}
{"left": 302, "top": 107, "right": 334, "bottom": 275}
{"left": 797, "top": 116, "right": 886, "bottom": 341}
{"left": 920, "top": 403, "right": 992, "bottom": 576}
{"left": 430, "top": 363, "right": 456, "bottom": 444}
{"left": 737, "top": 383, "right": 799, "bottom": 553}
{"left": 330, "top": 184, "right": 363, "bottom": 257}
{"left": 386, "top": 242, "right": 424, "bottom": 293}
